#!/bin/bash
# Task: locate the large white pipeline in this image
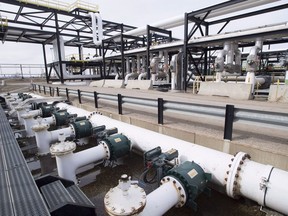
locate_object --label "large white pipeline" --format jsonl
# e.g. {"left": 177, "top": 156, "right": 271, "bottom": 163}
{"left": 120, "top": 0, "right": 278, "bottom": 37}
{"left": 54, "top": 103, "right": 288, "bottom": 215}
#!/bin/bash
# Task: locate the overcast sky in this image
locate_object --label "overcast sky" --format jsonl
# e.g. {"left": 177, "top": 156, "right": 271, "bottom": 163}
{"left": 0, "top": 0, "right": 287, "bottom": 66}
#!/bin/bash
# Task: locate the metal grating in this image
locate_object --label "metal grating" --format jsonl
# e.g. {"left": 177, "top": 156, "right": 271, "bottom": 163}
{"left": 66, "top": 185, "right": 95, "bottom": 207}
{"left": 40, "top": 180, "right": 75, "bottom": 210}
{"left": 0, "top": 106, "right": 50, "bottom": 216}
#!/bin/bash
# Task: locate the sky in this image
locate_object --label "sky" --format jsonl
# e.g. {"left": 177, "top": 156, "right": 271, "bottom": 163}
{"left": 0, "top": 0, "right": 288, "bottom": 69}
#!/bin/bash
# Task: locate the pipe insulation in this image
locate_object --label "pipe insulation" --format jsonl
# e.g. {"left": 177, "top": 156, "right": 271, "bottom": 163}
{"left": 119, "top": 0, "right": 279, "bottom": 37}
{"left": 139, "top": 179, "right": 181, "bottom": 216}
{"left": 54, "top": 103, "right": 288, "bottom": 215}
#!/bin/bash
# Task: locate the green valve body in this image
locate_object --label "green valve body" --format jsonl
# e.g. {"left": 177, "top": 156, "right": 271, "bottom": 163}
{"left": 53, "top": 111, "right": 70, "bottom": 126}
{"left": 166, "top": 161, "right": 211, "bottom": 210}
{"left": 102, "top": 134, "right": 131, "bottom": 160}
{"left": 40, "top": 104, "right": 54, "bottom": 117}
{"left": 70, "top": 120, "right": 93, "bottom": 139}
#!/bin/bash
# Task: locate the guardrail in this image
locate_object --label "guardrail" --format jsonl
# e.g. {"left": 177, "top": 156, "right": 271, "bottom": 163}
{"left": 32, "top": 84, "right": 288, "bottom": 141}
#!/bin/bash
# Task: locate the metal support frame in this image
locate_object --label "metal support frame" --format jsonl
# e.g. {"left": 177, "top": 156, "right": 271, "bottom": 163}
{"left": 77, "top": 89, "right": 81, "bottom": 104}
{"left": 158, "top": 98, "right": 164, "bottom": 125}
{"left": 224, "top": 104, "right": 235, "bottom": 141}
{"left": 66, "top": 88, "right": 69, "bottom": 101}
{"left": 117, "top": 94, "right": 122, "bottom": 115}
{"left": 182, "top": 1, "right": 288, "bottom": 91}
{"left": 94, "top": 91, "right": 98, "bottom": 108}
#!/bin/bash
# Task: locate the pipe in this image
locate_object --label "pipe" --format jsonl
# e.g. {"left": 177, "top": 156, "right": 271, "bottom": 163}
{"left": 90, "top": 12, "right": 103, "bottom": 46}
{"left": 138, "top": 72, "right": 147, "bottom": 80}
{"left": 245, "top": 38, "right": 263, "bottom": 93}
{"left": 215, "top": 42, "right": 230, "bottom": 82}
{"left": 32, "top": 124, "right": 74, "bottom": 155}
{"left": 119, "top": 0, "right": 278, "bottom": 37}
{"left": 139, "top": 179, "right": 180, "bottom": 216}
{"left": 52, "top": 143, "right": 107, "bottom": 183}
{"left": 54, "top": 103, "right": 288, "bottom": 215}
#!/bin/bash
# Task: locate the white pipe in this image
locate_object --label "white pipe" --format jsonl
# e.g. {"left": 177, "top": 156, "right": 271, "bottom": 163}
{"left": 54, "top": 144, "right": 107, "bottom": 183}
{"left": 90, "top": 12, "right": 103, "bottom": 46}
{"left": 137, "top": 55, "right": 141, "bottom": 74}
{"left": 245, "top": 38, "right": 263, "bottom": 92}
{"left": 138, "top": 72, "right": 147, "bottom": 80}
{"left": 121, "top": 0, "right": 278, "bottom": 37}
{"left": 139, "top": 181, "right": 180, "bottom": 216}
{"left": 53, "top": 103, "right": 288, "bottom": 215}
{"left": 33, "top": 125, "right": 74, "bottom": 155}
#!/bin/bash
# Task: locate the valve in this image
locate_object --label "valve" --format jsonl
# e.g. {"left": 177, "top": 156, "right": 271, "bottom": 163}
{"left": 99, "top": 134, "right": 131, "bottom": 161}
{"left": 142, "top": 147, "right": 179, "bottom": 184}
{"left": 164, "top": 161, "right": 211, "bottom": 210}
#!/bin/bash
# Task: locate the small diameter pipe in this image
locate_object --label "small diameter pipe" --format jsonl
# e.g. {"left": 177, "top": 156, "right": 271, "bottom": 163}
{"left": 54, "top": 144, "right": 107, "bottom": 183}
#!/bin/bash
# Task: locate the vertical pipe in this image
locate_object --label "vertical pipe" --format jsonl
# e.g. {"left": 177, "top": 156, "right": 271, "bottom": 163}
{"left": 43, "top": 86, "right": 46, "bottom": 95}
{"left": 38, "top": 85, "right": 41, "bottom": 93}
{"left": 56, "top": 87, "right": 59, "bottom": 96}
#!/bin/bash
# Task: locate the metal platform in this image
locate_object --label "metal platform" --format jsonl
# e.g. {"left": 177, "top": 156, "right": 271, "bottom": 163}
{"left": 0, "top": 106, "right": 50, "bottom": 216}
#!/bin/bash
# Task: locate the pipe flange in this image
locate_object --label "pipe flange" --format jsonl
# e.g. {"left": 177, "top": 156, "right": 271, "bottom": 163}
{"left": 225, "top": 152, "right": 250, "bottom": 198}
{"left": 69, "top": 125, "right": 76, "bottom": 136}
{"left": 32, "top": 123, "right": 50, "bottom": 132}
{"left": 50, "top": 141, "right": 76, "bottom": 156}
{"left": 161, "top": 176, "right": 187, "bottom": 208}
{"left": 51, "top": 115, "right": 56, "bottom": 125}
{"left": 100, "top": 140, "right": 111, "bottom": 160}
{"left": 104, "top": 183, "right": 146, "bottom": 216}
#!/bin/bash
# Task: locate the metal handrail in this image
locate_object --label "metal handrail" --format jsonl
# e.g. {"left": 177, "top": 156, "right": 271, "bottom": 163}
{"left": 36, "top": 85, "right": 288, "bottom": 132}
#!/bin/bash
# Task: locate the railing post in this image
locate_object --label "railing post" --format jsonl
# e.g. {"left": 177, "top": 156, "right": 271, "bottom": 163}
{"left": 158, "top": 98, "right": 164, "bottom": 124}
{"left": 66, "top": 88, "right": 69, "bottom": 101}
{"left": 49, "top": 87, "right": 52, "bottom": 96}
{"left": 94, "top": 91, "right": 98, "bottom": 108}
{"left": 56, "top": 87, "right": 59, "bottom": 96}
{"left": 43, "top": 86, "right": 46, "bottom": 95}
{"left": 224, "top": 104, "right": 235, "bottom": 141}
{"left": 118, "top": 94, "right": 122, "bottom": 115}
{"left": 78, "top": 89, "right": 82, "bottom": 104}
{"left": 38, "top": 85, "right": 41, "bottom": 93}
